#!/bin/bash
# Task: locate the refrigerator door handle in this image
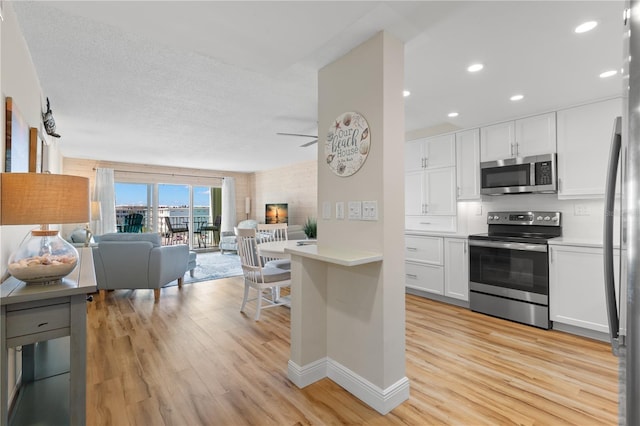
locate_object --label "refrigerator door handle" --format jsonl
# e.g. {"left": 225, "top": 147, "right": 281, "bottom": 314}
{"left": 603, "top": 116, "right": 623, "bottom": 355}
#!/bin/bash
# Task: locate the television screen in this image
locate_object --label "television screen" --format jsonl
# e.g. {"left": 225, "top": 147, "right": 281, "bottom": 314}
{"left": 265, "top": 203, "right": 288, "bottom": 224}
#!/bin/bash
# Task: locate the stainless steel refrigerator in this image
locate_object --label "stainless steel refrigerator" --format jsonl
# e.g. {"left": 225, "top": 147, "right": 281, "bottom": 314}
{"left": 604, "top": 2, "right": 639, "bottom": 424}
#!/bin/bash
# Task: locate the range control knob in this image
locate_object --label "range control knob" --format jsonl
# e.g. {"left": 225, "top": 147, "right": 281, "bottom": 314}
{"left": 544, "top": 216, "right": 551, "bottom": 221}
{"left": 552, "top": 216, "right": 559, "bottom": 222}
{"left": 488, "top": 215, "right": 494, "bottom": 220}
{"left": 536, "top": 216, "right": 543, "bottom": 221}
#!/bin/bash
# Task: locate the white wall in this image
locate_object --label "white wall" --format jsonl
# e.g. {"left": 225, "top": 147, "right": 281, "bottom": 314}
{"left": 317, "top": 31, "right": 406, "bottom": 392}
{"left": 250, "top": 160, "right": 317, "bottom": 226}
{"left": 0, "top": 1, "right": 59, "bottom": 408}
{"left": 457, "top": 195, "right": 614, "bottom": 243}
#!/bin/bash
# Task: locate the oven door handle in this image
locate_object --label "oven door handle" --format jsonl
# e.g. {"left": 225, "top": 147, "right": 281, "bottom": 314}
{"left": 468, "top": 239, "right": 548, "bottom": 252}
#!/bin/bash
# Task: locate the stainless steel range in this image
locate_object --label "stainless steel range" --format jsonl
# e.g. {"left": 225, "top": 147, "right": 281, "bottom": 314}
{"left": 468, "top": 211, "right": 561, "bottom": 329}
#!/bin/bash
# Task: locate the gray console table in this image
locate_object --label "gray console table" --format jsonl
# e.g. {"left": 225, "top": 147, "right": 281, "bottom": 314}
{"left": 0, "top": 247, "right": 96, "bottom": 426}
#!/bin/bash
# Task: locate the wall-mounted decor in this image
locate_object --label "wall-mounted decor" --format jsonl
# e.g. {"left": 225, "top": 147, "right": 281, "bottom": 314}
{"left": 42, "top": 97, "right": 61, "bottom": 138}
{"left": 5, "top": 97, "right": 30, "bottom": 172}
{"left": 28, "top": 127, "right": 44, "bottom": 173}
{"left": 325, "top": 111, "right": 370, "bottom": 177}
{"left": 265, "top": 203, "right": 288, "bottom": 224}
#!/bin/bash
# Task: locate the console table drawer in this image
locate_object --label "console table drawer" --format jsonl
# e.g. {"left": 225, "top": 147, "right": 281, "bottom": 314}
{"left": 6, "top": 303, "right": 70, "bottom": 339}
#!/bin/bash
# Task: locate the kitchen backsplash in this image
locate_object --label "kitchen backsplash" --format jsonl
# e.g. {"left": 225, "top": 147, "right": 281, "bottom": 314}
{"left": 456, "top": 194, "right": 617, "bottom": 243}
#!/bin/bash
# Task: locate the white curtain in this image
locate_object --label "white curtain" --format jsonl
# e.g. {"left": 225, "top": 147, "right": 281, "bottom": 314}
{"left": 94, "top": 168, "right": 117, "bottom": 235}
{"left": 221, "top": 177, "right": 237, "bottom": 233}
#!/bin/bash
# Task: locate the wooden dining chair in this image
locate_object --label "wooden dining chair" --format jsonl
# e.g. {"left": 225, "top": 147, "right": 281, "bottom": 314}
{"left": 236, "top": 227, "right": 291, "bottom": 320}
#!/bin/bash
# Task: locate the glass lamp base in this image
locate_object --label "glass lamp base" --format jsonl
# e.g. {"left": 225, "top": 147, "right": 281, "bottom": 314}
{"left": 7, "top": 230, "right": 79, "bottom": 285}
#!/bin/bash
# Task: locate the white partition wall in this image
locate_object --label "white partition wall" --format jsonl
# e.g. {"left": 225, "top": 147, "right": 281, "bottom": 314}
{"left": 287, "top": 31, "right": 408, "bottom": 414}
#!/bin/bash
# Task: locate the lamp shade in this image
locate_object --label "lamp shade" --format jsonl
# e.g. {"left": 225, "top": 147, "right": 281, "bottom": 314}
{"left": 1, "top": 173, "right": 90, "bottom": 225}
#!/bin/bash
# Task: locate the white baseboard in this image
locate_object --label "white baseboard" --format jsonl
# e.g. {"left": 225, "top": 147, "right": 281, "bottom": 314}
{"left": 287, "top": 357, "right": 328, "bottom": 388}
{"left": 288, "top": 357, "right": 410, "bottom": 415}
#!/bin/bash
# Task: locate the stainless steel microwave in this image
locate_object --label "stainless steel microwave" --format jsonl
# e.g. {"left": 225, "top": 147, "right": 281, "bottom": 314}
{"left": 480, "top": 153, "right": 557, "bottom": 195}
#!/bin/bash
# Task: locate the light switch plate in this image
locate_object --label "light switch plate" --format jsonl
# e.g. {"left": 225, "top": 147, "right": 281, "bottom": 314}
{"left": 322, "top": 201, "right": 331, "bottom": 219}
{"left": 348, "top": 201, "right": 362, "bottom": 220}
{"left": 362, "top": 200, "right": 378, "bottom": 221}
{"left": 336, "top": 202, "right": 345, "bottom": 220}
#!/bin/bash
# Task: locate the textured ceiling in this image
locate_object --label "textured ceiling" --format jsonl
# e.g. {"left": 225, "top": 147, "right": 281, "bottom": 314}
{"left": 12, "top": 1, "right": 624, "bottom": 173}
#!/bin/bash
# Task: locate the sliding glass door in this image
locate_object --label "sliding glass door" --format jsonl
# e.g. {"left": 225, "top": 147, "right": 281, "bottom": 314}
{"left": 115, "top": 181, "right": 221, "bottom": 249}
{"left": 114, "top": 183, "right": 151, "bottom": 232}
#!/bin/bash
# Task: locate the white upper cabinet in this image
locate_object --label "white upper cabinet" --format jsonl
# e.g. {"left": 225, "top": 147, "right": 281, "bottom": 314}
{"left": 514, "top": 112, "right": 557, "bottom": 157}
{"left": 480, "top": 121, "right": 515, "bottom": 161}
{"left": 405, "top": 139, "right": 425, "bottom": 171}
{"left": 455, "top": 128, "right": 481, "bottom": 200}
{"left": 480, "top": 112, "right": 556, "bottom": 162}
{"left": 556, "top": 98, "right": 622, "bottom": 199}
{"left": 405, "top": 134, "right": 455, "bottom": 171}
{"left": 404, "top": 168, "right": 456, "bottom": 216}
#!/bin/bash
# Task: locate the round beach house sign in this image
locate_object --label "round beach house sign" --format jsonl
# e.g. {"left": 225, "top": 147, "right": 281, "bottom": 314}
{"left": 325, "top": 111, "right": 370, "bottom": 177}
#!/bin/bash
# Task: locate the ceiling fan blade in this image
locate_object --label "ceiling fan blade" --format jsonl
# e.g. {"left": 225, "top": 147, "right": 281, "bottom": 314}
{"left": 277, "top": 132, "right": 318, "bottom": 138}
{"left": 300, "top": 139, "right": 318, "bottom": 147}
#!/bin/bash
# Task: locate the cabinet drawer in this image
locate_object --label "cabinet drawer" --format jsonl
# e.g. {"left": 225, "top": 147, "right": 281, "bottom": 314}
{"left": 405, "top": 236, "right": 443, "bottom": 264}
{"left": 405, "top": 216, "right": 456, "bottom": 233}
{"left": 6, "top": 302, "right": 70, "bottom": 339}
{"left": 405, "top": 261, "right": 444, "bottom": 294}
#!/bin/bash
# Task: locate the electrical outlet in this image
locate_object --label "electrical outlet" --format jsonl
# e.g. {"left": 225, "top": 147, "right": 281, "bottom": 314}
{"left": 574, "top": 204, "right": 591, "bottom": 216}
{"left": 476, "top": 203, "right": 483, "bottom": 216}
{"left": 362, "top": 201, "right": 378, "bottom": 221}
{"left": 348, "top": 201, "right": 362, "bottom": 220}
{"left": 336, "top": 202, "right": 345, "bottom": 220}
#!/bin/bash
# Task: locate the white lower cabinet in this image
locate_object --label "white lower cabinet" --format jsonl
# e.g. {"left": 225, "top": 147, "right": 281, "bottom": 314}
{"left": 444, "top": 238, "right": 469, "bottom": 301}
{"left": 549, "top": 244, "right": 619, "bottom": 334}
{"left": 405, "top": 234, "right": 468, "bottom": 302}
{"left": 405, "top": 261, "right": 444, "bottom": 294}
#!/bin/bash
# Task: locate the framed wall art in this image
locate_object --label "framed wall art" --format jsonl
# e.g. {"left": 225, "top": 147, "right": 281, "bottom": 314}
{"left": 28, "top": 127, "right": 43, "bottom": 173}
{"left": 265, "top": 203, "right": 288, "bottom": 224}
{"left": 5, "top": 97, "right": 30, "bottom": 172}
{"left": 325, "top": 111, "right": 370, "bottom": 177}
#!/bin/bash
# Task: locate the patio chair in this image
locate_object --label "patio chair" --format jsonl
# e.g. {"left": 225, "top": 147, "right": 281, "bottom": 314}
{"left": 121, "top": 213, "right": 144, "bottom": 233}
{"left": 236, "top": 227, "right": 291, "bottom": 320}
{"left": 164, "top": 216, "right": 188, "bottom": 245}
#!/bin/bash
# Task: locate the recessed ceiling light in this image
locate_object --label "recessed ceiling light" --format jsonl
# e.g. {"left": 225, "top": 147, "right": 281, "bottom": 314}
{"left": 510, "top": 94, "right": 524, "bottom": 101}
{"left": 600, "top": 70, "right": 618, "bottom": 78}
{"left": 448, "top": 112, "right": 459, "bottom": 118}
{"left": 403, "top": 90, "right": 411, "bottom": 97}
{"left": 467, "top": 63, "right": 484, "bottom": 73}
{"left": 575, "top": 21, "right": 598, "bottom": 34}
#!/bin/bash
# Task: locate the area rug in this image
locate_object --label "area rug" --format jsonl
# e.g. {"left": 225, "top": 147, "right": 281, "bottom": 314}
{"left": 183, "top": 251, "right": 243, "bottom": 284}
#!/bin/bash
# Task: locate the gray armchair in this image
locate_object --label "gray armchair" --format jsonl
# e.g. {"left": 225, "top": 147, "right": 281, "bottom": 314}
{"left": 92, "top": 233, "right": 192, "bottom": 301}
{"left": 219, "top": 219, "right": 258, "bottom": 253}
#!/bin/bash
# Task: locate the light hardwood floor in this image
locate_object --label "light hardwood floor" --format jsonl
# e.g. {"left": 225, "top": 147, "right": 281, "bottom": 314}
{"left": 87, "top": 278, "right": 618, "bottom": 425}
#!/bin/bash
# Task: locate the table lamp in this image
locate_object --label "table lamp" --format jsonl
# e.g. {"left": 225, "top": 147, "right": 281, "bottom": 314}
{"left": 1, "top": 173, "right": 90, "bottom": 285}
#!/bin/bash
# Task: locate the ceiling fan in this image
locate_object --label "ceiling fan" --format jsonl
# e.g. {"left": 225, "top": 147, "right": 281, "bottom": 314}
{"left": 277, "top": 132, "right": 318, "bottom": 147}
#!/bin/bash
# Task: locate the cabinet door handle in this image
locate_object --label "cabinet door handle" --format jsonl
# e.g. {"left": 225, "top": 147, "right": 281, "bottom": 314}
{"left": 419, "top": 222, "right": 432, "bottom": 225}
{"left": 425, "top": 157, "right": 428, "bottom": 167}
{"left": 457, "top": 186, "right": 461, "bottom": 197}
{"left": 406, "top": 247, "right": 418, "bottom": 251}
{"left": 558, "top": 178, "right": 562, "bottom": 192}
{"left": 406, "top": 273, "right": 418, "bottom": 279}
{"left": 516, "top": 143, "right": 520, "bottom": 157}
{"left": 464, "top": 241, "right": 467, "bottom": 254}
{"left": 424, "top": 203, "right": 429, "bottom": 213}
{"left": 550, "top": 247, "right": 554, "bottom": 263}
{"left": 510, "top": 144, "right": 514, "bottom": 157}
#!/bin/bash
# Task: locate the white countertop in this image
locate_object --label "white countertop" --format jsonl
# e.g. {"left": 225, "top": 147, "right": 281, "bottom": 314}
{"left": 285, "top": 244, "right": 383, "bottom": 267}
{"left": 404, "top": 231, "right": 468, "bottom": 239}
{"left": 548, "top": 237, "right": 619, "bottom": 248}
